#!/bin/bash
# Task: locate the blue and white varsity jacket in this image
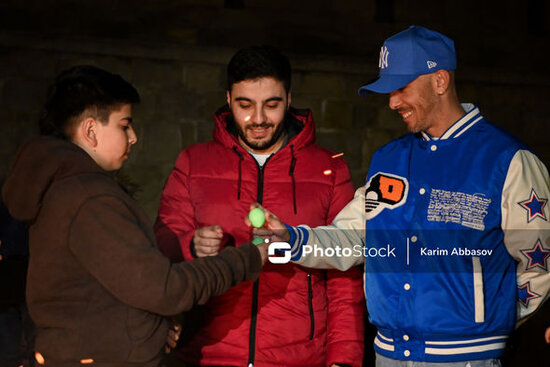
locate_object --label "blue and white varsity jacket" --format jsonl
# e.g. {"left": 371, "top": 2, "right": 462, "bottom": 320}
{"left": 287, "top": 104, "right": 550, "bottom": 362}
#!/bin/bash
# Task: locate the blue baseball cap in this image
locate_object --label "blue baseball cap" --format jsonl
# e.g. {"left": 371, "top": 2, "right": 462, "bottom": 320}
{"left": 358, "top": 25, "right": 456, "bottom": 95}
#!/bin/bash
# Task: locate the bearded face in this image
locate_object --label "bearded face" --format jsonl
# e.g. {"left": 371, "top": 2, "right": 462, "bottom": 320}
{"left": 227, "top": 77, "right": 290, "bottom": 154}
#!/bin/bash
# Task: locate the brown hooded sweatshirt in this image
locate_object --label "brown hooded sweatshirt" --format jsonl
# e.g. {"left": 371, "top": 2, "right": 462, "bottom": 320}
{"left": 2, "top": 136, "right": 262, "bottom": 366}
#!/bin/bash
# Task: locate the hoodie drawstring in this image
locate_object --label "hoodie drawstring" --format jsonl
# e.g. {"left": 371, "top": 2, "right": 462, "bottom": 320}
{"left": 232, "top": 146, "right": 244, "bottom": 200}
{"left": 289, "top": 145, "right": 297, "bottom": 214}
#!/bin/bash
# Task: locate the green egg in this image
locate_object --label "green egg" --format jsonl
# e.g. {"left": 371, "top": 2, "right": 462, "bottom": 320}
{"left": 249, "top": 208, "right": 266, "bottom": 228}
{"left": 252, "top": 237, "right": 264, "bottom": 245}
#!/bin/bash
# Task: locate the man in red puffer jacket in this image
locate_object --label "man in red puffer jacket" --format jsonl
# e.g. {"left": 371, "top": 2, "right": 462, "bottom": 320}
{"left": 155, "top": 45, "right": 365, "bottom": 367}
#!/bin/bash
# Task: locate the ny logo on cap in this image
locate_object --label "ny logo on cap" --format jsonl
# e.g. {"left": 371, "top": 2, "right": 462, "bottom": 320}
{"left": 379, "top": 46, "right": 389, "bottom": 69}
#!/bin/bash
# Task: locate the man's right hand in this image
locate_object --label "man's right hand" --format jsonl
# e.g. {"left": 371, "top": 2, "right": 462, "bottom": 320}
{"left": 246, "top": 203, "right": 290, "bottom": 243}
{"left": 193, "top": 225, "right": 224, "bottom": 257}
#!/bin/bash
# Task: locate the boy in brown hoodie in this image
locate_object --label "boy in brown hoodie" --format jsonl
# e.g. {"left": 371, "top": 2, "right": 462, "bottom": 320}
{"left": 2, "top": 65, "right": 267, "bottom": 367}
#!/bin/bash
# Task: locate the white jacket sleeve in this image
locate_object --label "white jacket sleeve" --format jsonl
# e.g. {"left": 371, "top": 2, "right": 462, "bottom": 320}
{"left": 501, "top": 149, "right": 550, "bottom": 321}
{"left": 289, "top": 186, "right": 366, "bottom": 270}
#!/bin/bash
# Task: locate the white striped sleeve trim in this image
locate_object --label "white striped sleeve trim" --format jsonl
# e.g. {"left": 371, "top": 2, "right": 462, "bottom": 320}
{"left": 290, "top": 226, "right": 309, "bottom": 260}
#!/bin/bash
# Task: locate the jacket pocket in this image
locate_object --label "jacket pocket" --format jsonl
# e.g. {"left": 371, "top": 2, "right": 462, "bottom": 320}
{"left": 472, "top": 256, "right": 485, "bottom": 323}
{"left": 307, "top": 272, "right": 315, "bottom": 340}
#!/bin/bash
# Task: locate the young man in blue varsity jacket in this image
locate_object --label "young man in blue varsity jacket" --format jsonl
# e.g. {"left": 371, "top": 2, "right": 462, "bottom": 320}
{"left": 251, "top": 26, "right": 550, "bottom": 367}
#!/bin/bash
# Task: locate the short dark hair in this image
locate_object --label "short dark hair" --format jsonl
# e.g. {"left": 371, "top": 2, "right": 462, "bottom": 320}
{"left": 39, "top": 65, "right": 140, "bottom": 138}
{"left": 227, "top": 45, "right": 291, "bottom": 93}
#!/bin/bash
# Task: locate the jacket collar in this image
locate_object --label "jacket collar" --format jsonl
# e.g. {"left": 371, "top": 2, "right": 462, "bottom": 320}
{"left": 212, "top": 105, "right": 316, "bottom": 154}
{"left": 421, "top": 103, "right": 483, "bottom": 141}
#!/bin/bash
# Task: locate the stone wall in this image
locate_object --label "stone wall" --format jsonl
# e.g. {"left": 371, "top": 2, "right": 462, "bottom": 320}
{"left": 1, "top": 31, "right": 549, "bottom": 219}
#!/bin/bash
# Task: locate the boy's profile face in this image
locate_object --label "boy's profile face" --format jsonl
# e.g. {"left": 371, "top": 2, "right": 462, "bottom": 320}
{"left": 91, "top": 104, "right": 137, "bottom": 171}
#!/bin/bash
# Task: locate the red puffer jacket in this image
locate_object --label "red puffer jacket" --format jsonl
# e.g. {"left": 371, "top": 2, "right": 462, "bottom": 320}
{"left": 155, "top": 107, "right": 364, "bottom": 367}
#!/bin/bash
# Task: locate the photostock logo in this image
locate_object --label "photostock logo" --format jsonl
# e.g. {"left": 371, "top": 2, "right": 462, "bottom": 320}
{"left": 267, "top": 241, "right": 397, "bottom": 265}
{"left": 268, "top": 242, "right": 291, "bottom": 264}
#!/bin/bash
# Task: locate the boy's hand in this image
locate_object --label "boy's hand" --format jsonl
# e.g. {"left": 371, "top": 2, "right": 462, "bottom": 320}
{"left": 193, "top": 225, "right": 223, "bottom": 257}
{"left": 255, "top": 241, "right": 269, "bottom": 265}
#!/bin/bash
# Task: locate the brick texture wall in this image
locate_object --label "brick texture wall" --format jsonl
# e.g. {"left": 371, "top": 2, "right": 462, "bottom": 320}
{"left": 1, "top": 1, "right": 549, "bottom": 219}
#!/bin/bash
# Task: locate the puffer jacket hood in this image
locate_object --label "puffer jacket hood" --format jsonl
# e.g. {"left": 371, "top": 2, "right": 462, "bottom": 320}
{"left": 212, "top": 106, "right": 314, "bottom": 212}
{"left": 213, "top": 105, "right": 316, "bottom": 153}
{"left": 2, "top": 136, "right": 105, "bottom": 222}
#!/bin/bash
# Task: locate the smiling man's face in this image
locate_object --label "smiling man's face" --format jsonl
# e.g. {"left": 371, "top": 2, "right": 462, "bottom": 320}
{"left": 388, "top": 73, "right": 439, "bottom": 136}
{"left": 227, "top": 76, "right": 290, "bottom": 154}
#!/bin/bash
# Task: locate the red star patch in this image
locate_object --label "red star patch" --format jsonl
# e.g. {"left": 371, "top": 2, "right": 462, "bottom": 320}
{"left": 520, "top": 239, "right": 550, "bottom": 271}
{"left": 518, "top": 189, "right": 548, "bottom": 223}
{"left": 518, "top": 282, "right": 541, "bottom": 308}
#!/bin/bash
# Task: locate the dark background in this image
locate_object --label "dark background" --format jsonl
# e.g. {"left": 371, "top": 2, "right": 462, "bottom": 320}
{"left": 0, "top": 1, "right": 549, "bottom": 366}
{"left": 1, "top": 0, "right": 549, "bottom": 216}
